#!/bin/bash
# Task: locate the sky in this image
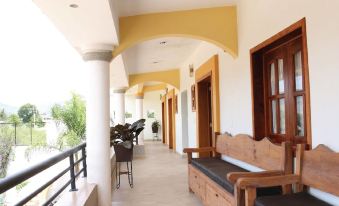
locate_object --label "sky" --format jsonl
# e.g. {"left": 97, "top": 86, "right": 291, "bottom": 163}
{"left": 0, "top": 0, "right": 87, "bottom": 108}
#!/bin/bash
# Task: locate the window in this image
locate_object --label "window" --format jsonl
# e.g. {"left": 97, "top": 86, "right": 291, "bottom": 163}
{"left": 251, "top": 19, "right": 311, "bottom": 146}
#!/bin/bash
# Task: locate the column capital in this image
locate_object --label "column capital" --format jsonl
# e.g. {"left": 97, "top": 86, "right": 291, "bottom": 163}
{"left": 135, "top": 93, "right": 144, "bottom": 99}
{"left": 82, "top": 50, "right": 113, "bottom": 62}
{"left": 112, "top": 87, "right": 128, "bottom": 94}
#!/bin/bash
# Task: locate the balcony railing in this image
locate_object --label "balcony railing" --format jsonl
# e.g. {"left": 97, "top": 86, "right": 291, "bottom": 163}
{"left": 0, "top": 142, "right": 87, "bottom": 205}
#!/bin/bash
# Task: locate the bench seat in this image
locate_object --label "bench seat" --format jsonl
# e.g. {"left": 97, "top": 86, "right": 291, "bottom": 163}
{"left": 191, "top": 157, "right": 282, "bottom": 195}
{"left": 255, "top": 192, "right": 331, "bottom": 206}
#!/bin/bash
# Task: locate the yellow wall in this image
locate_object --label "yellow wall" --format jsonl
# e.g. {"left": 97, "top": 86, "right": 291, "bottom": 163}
{"left": 129, "top": 70, "right": 180, "bottom": 89}
{"left": 143, "top": 84, "right": 167, "bottom": 93}
{"left": 115, "top": 6, "right": 238, "bottom": 57}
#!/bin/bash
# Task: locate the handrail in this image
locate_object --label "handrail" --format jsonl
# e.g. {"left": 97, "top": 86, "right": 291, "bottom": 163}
{"left": 0, "top": 142, "right": 87, "bottom": 205}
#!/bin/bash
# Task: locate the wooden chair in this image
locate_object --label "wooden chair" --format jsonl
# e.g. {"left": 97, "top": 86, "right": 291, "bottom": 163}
{"left": 183, "top": 134, "right": 293, "bottom": 206}
{"left": 237, "top": 144, "right": 339, "bottom": 206}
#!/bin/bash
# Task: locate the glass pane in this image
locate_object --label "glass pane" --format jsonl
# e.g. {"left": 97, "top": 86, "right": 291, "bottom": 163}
{"left": 296, "top": 96, "right": 305, "bottom": 136}
{"left": 279, "top": 98, "right": 285, "bottom": 134}
{"left": 271, "top": 100, "right": 277, "bottom": 134}
{"left": 278, "top": 59, "right": 284, "bottom": 94}
{"left": 295, "top": 51, "right": 303, "bottom": 91}
{"left": 270, "top": 63, "right": 276, "bottom": 95}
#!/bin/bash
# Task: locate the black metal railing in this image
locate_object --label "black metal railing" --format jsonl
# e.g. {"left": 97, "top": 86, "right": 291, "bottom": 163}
{"left": 0, "top": 142, "right": 87, "bottom": 206}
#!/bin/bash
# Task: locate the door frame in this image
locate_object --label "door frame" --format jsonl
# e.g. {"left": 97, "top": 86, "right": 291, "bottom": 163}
{"left": 161, "top": 95, "right": 167, "bottom": 144}
{"left": 250, "top": 18, "right": 312, "bottom": 147}
{"left": 195, "top": 55, "right": 220, "bottom": 148}
{"left": 167, "top": 89, "right": 176, "bottom": 150}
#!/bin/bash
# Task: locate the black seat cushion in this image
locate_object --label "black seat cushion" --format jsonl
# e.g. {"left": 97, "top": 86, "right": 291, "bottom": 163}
{"left": 191, "top": 157, "right": 282, "bottom": 195}
{"left": 255, "top": 192, "right": 332, "bottom": 206}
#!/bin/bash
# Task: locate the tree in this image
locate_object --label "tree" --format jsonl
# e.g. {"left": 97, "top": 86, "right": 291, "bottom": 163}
{"left": 0, "top": 109, "right": 6, "bottom": 121}
{"left": 7, "top": 114, "right": 21, "bottom": 125}
{"left": 18, "top": 103, "right": 38, "bottom": 123}
{"left": 18, "top": 104, "right": 44, "bottom": 127}
{"left": 51, "top": 93, "right": 86, "bottom": 148}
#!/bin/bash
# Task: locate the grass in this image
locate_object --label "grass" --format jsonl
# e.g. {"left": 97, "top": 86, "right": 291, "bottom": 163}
{"left": 0, "top": 124, "right": 46, "bottom": 146}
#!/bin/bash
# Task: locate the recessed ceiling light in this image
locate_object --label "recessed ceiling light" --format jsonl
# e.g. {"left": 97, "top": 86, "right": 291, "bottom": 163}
{"left": 69, "top": 4, "right": 79, "bottom": 8}
{"left": 160, "top": 41, "right": 167, "bottom": 45}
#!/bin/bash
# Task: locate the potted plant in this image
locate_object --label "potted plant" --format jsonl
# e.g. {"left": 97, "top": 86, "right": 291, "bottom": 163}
{"left": 110, "top": 119, "right": 145, "bottom": 188}
{"left": 152, "top": 120, "right": 160, "bottom": 134}
{"left": 110, "top": 119, "right": 145, "bottom": 159}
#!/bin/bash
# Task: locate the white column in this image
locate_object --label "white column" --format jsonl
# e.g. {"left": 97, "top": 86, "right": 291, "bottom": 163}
{"left": 112, "top": 89, "right": 126, "bottom": 125}
{"left": 82, "top": 50, "right": 112, "bottom": 206}
{"left": 109, "top": 93, "right": 115, "bottom": 126}
{"left": 135, "top": 94, "right": 144, "bottom": 145}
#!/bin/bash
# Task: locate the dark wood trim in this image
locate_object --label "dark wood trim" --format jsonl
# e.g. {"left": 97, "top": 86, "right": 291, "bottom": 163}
{"left": 250, "top": 18, "right": 306, "bottom": 54}
{"left": 250, "top": 18, "right": 311, "bottom": 148}
{"left": 161, "top": 95, "right": 167, "bottom": 144}
{"left": 167, "top": 89, "right": 176, "bottom": 150}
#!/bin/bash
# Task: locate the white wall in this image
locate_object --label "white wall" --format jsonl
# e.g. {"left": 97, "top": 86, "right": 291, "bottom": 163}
{"left": 178, "top": 0, "right": 339, "bottom": 151}
{"left": 176, "top": 0, "right": 339, "bottom": 203}
{"left": 143, "top": 91, "right": 162, "bottom": 140}
{"left": 125, "top": 95, "right": 136, "bottom": 124}
{"left": 124, "top": 91, "right": 163, "bottom": 140}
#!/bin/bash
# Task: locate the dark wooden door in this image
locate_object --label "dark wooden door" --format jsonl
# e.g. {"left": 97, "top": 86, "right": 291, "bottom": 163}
{"left": 197, "top": 76, "right": 213, "bottom": 157}
{"left": 168, "top": 98, "right": 173, "bottom": 149}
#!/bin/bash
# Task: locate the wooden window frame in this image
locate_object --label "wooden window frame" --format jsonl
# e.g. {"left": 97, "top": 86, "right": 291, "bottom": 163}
{"left": 250, "top": 18, "right": 312, "bottom": 147}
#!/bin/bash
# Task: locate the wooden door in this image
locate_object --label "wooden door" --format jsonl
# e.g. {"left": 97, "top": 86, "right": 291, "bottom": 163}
{"left": 161, "top": 102, "right": 166, "bottom": 144}
{"left": 197, "top": 76, "right": 213, "bottom": 157}
{"left": 168, "top": 98, "right": 173, "bottom": 149}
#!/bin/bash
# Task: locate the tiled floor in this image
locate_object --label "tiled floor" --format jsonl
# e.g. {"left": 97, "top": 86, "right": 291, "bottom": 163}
{"left": 112, "top": 141, "right": 203, "bottom": 206}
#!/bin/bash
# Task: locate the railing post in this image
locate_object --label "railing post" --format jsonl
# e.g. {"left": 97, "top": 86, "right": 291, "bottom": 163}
{"left": 82, "top": 147, "right": 87, "bottom": 177}
{"left": 14, "top": 123, "right": 17, "bottom": 145}
{"left": 30, "top": 122, "right": 33, "bottom": 145}
{"left": 69, "top": 154, "right": 77, "bottom": 191}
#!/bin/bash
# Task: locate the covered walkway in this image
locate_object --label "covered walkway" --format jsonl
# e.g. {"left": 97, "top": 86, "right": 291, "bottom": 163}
{"left": 112, "top": 141, "right": 202, "bottom": 206}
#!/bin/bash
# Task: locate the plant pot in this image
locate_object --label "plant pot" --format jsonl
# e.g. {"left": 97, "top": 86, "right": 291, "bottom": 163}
{"left": 152, "top": 126, "right": 159, "bottom": 133}
{"left": 113, "top": 144, "right": 133, "bottom": 162}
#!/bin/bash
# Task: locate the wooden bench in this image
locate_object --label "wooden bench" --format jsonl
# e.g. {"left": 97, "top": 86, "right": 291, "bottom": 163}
{"left": 237, "top": 144, "right": 339, "bottom": 206}
{"left": 183, "top": 134, "right": 293, "bottom": 206}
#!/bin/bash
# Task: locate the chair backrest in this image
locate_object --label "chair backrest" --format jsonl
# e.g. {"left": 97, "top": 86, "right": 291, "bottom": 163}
{"left": 216, "top": 134, "right": 292, "bottom": 173}
{"left": 296, "top": 144, "right": 339, "bottom": 196}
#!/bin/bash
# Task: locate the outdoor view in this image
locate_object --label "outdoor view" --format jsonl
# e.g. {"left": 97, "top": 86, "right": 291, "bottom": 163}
{"left": 0, "top": 0, "right": 87, "bottom": 205}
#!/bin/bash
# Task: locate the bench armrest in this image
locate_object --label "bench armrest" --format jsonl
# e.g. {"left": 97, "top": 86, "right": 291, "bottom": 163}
{"left": 237, "top": 174, "right": 300, "bottom": 206}
{"left": 237, "top": 174, "right": 300, "bottom": 189}
{"left": 183, "top": 147, "right": 216, "bottom": 163}
{"left": 227, "top": 170, "right": 283, "bottom": 184}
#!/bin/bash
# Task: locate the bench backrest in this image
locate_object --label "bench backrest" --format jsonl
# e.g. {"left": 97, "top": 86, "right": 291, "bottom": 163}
{"left": 297, "top": 144, "right": 339, "bottom": 196}
{"left": 216, "top": 134, "right": 292, "bottom": 173}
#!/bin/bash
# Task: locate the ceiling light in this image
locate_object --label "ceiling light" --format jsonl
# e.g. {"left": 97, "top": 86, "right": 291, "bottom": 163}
{"left": 69, "top": 4, "right": 79, "bottom": 8}
{"left": 160, "top": 41, "right": 167, "bottom": 45}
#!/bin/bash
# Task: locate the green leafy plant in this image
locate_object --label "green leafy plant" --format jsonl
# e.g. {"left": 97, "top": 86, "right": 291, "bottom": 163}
{"left": 0, "top": 136, "right": 14, "bottom": 178}
{"left": 151, "top": 120, "right": 160, "bottom": 133}
{"left": 7, "top": 114, "right": 21, "bottom": 125}
{"left": 110, "top": 119, "right": 145, "bottom": 149}
{"left": 15, "top": 181, "right": 29, "bottom": 191}
{"left": 51, "top": 93, "right": 86, "bottom": 148}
